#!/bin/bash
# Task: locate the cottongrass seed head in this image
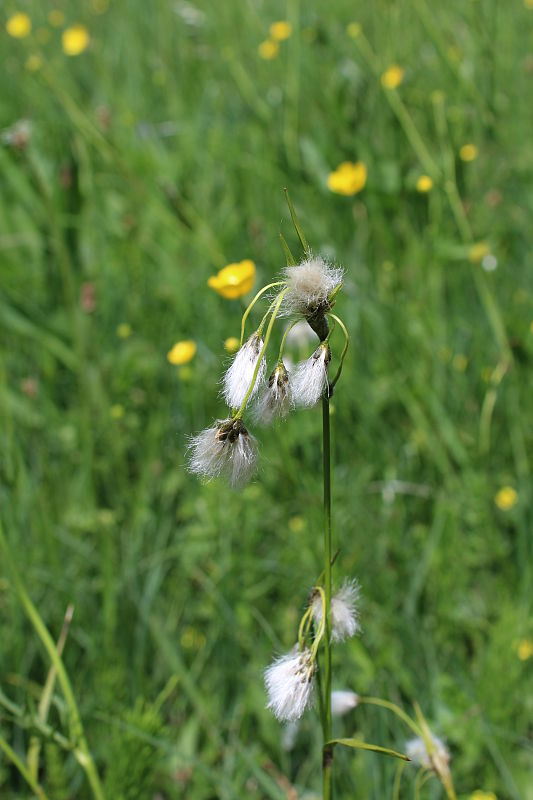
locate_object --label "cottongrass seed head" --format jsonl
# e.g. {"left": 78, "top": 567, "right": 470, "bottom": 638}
{"left": 187, "top": 417, "right": 258, "bottom": 488}
{"left": 406, "top": 735, "right": 450, "bottom": 774}
{"left": 265, "top": 645, "right": 315, "bottom": 722}
{"left": 312, "top": 578, "right": 361, "bottom": 643}
{"left": 291, "top": 342, "right": 331, "bottom": 408}
{"left": 331, "top": 690, "right": 359, "bottom": 716}
{"left": 254, "top": 361, "right": 292, "bottom": 424}
{"left": 222, "top": 333, "right": 266, "bottom": 409}
{"left": 283, "top": 256, "right": 344, "bottom": 316}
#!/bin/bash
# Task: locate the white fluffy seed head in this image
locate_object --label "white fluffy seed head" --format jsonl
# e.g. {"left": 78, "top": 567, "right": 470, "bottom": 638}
{"left": 291, "top": 343, "right": 331, "bottom": 408}
{"left": 187, "top": 418, "right": 258, "bottom": 488}
{"left": 222, "top": 333, "right": 266, "bottom": 409}
{"left": 283, "top": 257, "right": 344, "bottom": 316}
{"left": 264, "top": 646, "right": 315, "bottom": 722}
{"left": 331, "top": 690, "right": 359, "bottom": 716}
{"left": 312, "top": 578, "right": 361, "bottom": 643}
{"left": 253, "top": 362, "right": 293, "bottom": 425}
{"left": 405, "top": 735, "right": 450, "bottom": 774}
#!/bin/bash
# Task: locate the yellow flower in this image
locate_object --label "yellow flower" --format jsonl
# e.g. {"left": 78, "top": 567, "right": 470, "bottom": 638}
{"left": 224, "top": 336, "right": 240, "bottom": 353}
{"left": 258, "top": 39, "right": 279, "bottom": 59}
{"left": 116, "top": 323, "right": 132, "bottom": 339}
{"left": 416, "top": 175, "right": 433, "bottom": 193}
{"left": 517, "top": 638, "right": 533, "bottom": 661}
{"left": 452, "top": 354, "right": 468, "bottom": 372}
{"left": 289, "top": 515, "right": 305, "bottom": 533}
{"left": 460, "top": 143, "right": 478, "bottom": 162}
{"left": 470, "top": 793, "right": 497, "bottom": 800}
{"left": 48, "top": 9, "right": 65, "bottom": 27}
{"left": 110, "top": 403, "right": 124, "bottom": 420}
{"left": 327, "top": 161, "right": 367, "bottom": 196}
{"left": 468, "top": 242, "right": 490, "bottom": 263}
{"left": 6, "top": 13, "right": 31, "bottom": 38}
{"left": 381, "top": 64, "right": 404, "bottom": 89}
{"left": 167, "top": 340, "right": 197, "bottom": 365}
{"left": 270, "top": 21, "right": 291, "bottom": 41}
{"left": 208, "top": 259, "right": 256, "bottom": 299}
{"left": 494, "top": 486, "right": 518, "bottom": 511}
{"left": 347, "top": 22, "right": 361, "bottom": 39}
{"left": 524, "top": 0, "right": 533, "bottom": 8}
{"left": 26, "top": 54, "right": 42, "bottom": 71}
{"left": 62, "top": 25, "right": 90, "bottom": 56}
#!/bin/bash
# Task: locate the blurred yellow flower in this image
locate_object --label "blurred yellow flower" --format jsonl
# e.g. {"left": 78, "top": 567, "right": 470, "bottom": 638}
{"left": 452, "top": 354, "right": 468, "bottom": 372}
{"left": 347, "top": 22, "right": 361, "bottom": 38}
{"left": 517, "top": 638, "right": 533, "bottom": 660}
{"left": 381, "top": 64, "right": 404, "bottom": 89}
{"left": 470, "top": 793, "right": 497, "bottom": 800}
{"left": 289, "top": 515, "right": 305, "bottom": 533}
{"left": 62, "top": 25, "right": 90, "bottom": 56}
{"left": 26, "top": 54, "right": 42, "bottom": 71}
{"left": 110, "top": 404, "right": 124, "bottom": 420}
{"left": 416, "top": 175, "right": 433, "bottom": 193}
{"left": 327, "top": 161, "right": 367, "bottom": 196}
{"left": 48, "top": 9, "right": 65, "bottom": 27}
{"left": 6, "top": 13, "right": 31, "bottom": 38}
{"left": 224, "top": 336, "right": 240, "bottom": 353}
{"left": 258, "top": 39, "right": 279, "bottom": 59}
{"left": 494, "top": 486, "right": 518, "bottom": 511}
{"left": 208, "top": 260, "right": 256, "bottom": 299}
{"left": 460, "top": 143, "right": 478, "bottom": 162}
{"left": 167, "top": 340, "right": 197, "bottom": 365}
{"left": 270, "top": 21, "right": 292, "bottom": 41}
{"left": 116, "top": 323, "right": 132, "bottom": 339}
{"left": 468, "top": 242, "right": 490, "bottom": 263}
{"left": 524, "top": 0, "right": 533, "bottom": 8}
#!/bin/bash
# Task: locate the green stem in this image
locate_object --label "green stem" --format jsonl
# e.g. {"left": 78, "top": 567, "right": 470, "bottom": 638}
{"left": 357, "top": 696, "right": 422, "bottom": 738}
{"left": 322, "top": 393, "right": 333, "bottom": 800}
{"left": 0, "top": 519, "right": 105, "bottom": 800}
{"left": 239, "top": 281, "right": 285, "bottom": 346}
{"left": 0, "top": 732, "right": 49, "bottom": 800}
{"left": 278, "top": 319, "right": 299, "bottom": 361}
{"left": 327, "top": 314, "right": 349, "bottom": 391}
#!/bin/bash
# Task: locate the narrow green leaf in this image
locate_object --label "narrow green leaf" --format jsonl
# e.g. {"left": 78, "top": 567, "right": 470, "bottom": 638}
{"left": 284, "top": 188, "right": 311, "bottom": 257}
{"left": 326, "top": 737, "right": 410, "bottom": 762}
{"left": 279, "top": 233, "right": 296, "bottom": 266}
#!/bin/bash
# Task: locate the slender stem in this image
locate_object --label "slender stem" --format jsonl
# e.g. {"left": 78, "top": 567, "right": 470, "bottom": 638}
{"left": 327, "top": 314, "right": 349, "bottom": 391}
{"left": 0, "top": 519, "right": 104, "bottom": 800}
{"left": 322, "top": 393, "right": 333, "bottom": 800}
{"left": 356, "top": 696, "right": 422, "bottom": 738}
{"left": 0, "top": 733, "right": 49, "bottom": 800}
{"left": 239, "top": 281, "right": 285, "bottom": 346}
{"left": 278, "top": 319, "right": 299, "bottom": 361}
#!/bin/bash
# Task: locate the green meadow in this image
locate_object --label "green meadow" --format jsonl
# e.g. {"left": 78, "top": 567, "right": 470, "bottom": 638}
{"left": 1, "top": 1, "right": 532, "bottom": 797}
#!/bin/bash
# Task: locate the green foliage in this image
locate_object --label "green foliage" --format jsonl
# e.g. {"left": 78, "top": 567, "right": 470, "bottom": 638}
{"left": 0, "top": 0, "right": 532, "bottom": 798}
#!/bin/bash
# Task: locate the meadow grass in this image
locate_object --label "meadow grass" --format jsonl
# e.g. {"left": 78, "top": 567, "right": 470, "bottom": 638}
{"left": 1, "top": 0, "right": 532, "bottom": 797}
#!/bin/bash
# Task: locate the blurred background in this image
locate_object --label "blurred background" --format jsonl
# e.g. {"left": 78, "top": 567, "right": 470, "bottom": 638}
{"left": 1, "top": 1, "right": 532, "bottom": 798}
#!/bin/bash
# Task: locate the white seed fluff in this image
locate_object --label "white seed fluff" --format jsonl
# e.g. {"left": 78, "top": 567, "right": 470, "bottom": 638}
{"left": 405, "top": 735, "right": 450, "bottom": 773}
{"left": 283, "top": 257, "right": 343, "bottom": 315}
{"left": 312, "top": 579, "right": 361, "bottom": 643}
{"left": 222, "top": 333, "right": 266, "bottom": 409}
{"left": 187, "top": 419, "right": 258, "bottom": 488}
{"left": 253, "top": 362, "right": 293, "bottom": 425}
{"left": 331, "top": 690, "right": 359, "bottom": 716}
{"left": 291, "top": 344, "right": 331, "bottom": 408}
{"left": 264, "top": 646, "right": 315, "bottom": 722}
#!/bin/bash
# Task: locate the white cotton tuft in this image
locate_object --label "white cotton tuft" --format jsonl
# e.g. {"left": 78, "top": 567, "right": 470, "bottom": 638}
{"left": 222, "top": 333, "right": 266, "bottom": 409}
{"left": 312, "top": 578, "right": 361, "bottom": 643}
{"left": 331, "top": 690, "right": 359, "bottom": 716}
{"left": 405, "top": 735, "right": 450, "bottom": 773}
{"left": 291, "top": 343, "right": 331, "bottom": 408}
{"left": 283, "top": 257, "right": 344, "bottom": 316}
{"left": 253, "top": 362, "right": 293, "bottom": 425}
{"left": 264, "top": 646, "right": 315, "bottom": 722}
{"left": 187, "top": 418, "right": 258, "bottom": 488}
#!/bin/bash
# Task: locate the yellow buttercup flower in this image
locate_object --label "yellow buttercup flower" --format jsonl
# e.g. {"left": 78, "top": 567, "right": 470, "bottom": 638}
{"left": 494, "top": 486, "right": 518, "bottom": 511}
{"left": 468, "top": 242, "right": 490, "bottom": 263}
{"left": 416, "top": 175, "right": 433, "bottom": 193}
{"left": 167, "top": 340, "right": 197, "bottom": 365}
{"left": 270, "top": 21, "right": 292, "bottom": 41}
{"left": 110, "top": 403, "right": 124, "bottom": 420}
{"left": 62, "top": 25, "right": 90, "bottom": 56}
{"left": 6, "top": 12, "right": 31, "bottom": 38}
{"left": 258, "top": 39, "right": 279, "bottom": 60}
{"left": 208, "top": 260, "right": 256, "bottom": 299}
{"left": 470, "top": 792, "right": 497, "bottom": 800}
{"left": 381, "top": 64, "right": 404, "bottom": 89}
{"left": 517, "top": 638, "right": 533, "bottom": 660}
{"left": 224, "top": 337, "right": 240, "bottom": 353}
{"left": 48, "top": 9, "right": 65, "bottom": 27}
{"left": 116, "top": 323, "right": 132, "bottom": 339}
{"left": 460, "top": 143, "right": 478, "bottom": 162}
{"left": 327, "top": 161, "right": 367, "bottom": 196}
{"left": 347, "top": 22, "right": 361, "bottom": 39}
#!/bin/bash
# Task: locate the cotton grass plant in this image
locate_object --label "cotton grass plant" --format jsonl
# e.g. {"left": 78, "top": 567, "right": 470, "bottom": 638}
{"left": 187, "top": 193, "right": 459, "bottom": 798}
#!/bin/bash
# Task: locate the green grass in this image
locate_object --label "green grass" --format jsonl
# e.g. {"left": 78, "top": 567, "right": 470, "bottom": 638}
{"left": 1, "top": 1, "right": 532, "bottom": 797}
